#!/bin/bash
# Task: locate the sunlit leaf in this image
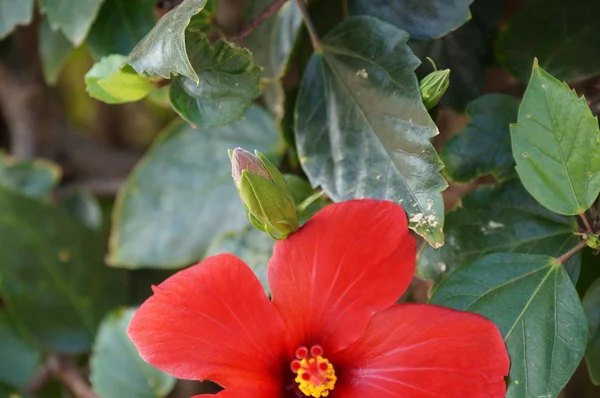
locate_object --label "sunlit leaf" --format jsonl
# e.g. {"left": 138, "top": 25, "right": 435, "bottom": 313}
{"left": 430, "top": 253, "right": 588, "bottom": 398}
{"left": 295, "top": 16, "right": 446, "bottom": 247}
{"left": 441, "top": 94, "right": 518, "bottom": 182}
{"left": 511, "top": 62, "right": 600, "bottom": 215}
{"left": 90, "top": 308, "right": 176, "bottom": 398}
{"left": 108, "top": 106, "right": 281, "bottom": 268}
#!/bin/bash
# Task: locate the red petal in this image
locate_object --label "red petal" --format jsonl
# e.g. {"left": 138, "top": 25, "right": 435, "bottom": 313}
{"left": 333, "top": 304, "right": 509, "bottom": 398}
{"left": 128, "top": 254, "right": 286, "bottom": 389}
{"left": 192, "top": 386, "right": 279, "bottom": 398}
{"left": 268, "top": 199, "right": 415, "bottom": 353}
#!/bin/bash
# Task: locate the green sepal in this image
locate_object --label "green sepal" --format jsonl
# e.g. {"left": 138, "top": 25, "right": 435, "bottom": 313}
{"left": 420, "top": 69, "right": 450, "bottom": 110}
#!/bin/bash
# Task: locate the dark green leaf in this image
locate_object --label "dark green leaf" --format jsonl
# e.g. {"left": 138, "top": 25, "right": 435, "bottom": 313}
{"left": 60, "top": 191, "right": 103, "bottom": 231}
{"left": 87, "top": 0, "right": 155, "bottom": 59}
{"left": 108, "top": 106, "right": 281, "bottom": 268}
{"left": 496, "top": 0, "right": 600, "bottom": 83}
{"left": 295, "top": 16, "right": 446, "bottom": 247}
{"left": 38, "top": 0, "right": 104, "bottom": 45}
{"left": 38, "top": 17, "right": 73, "bottom": 85}
{"left": 206, "top": 226, "right": 274, "bottom": 293}
{"left": 284, "top": 174, "right": 326, "bottom": 223}
{"left": 409, "top": 0, "right": 504, "bottom": 110}
{"left": 0, "top": 151, "right": 61, "bottom": 198}
{"left": 418, "top": 180, "right": 580, "bottom": 281}
{"left": 169, "top": 34, "right": 261, "bottom": 127}
{"left": 0, "top": 186, "right": 127, "bottom": 353}
{"left": 0, "top": 311, "right": 41, "bottom": 390}
{"left": 430, "top": 253, "right": 588, "bottom": 398}
{"left": 584, "top": 278, "right": 600, "bottom": 385}
{"left": 126, "top": 0, "right": 208, "bottom": 82}
{"left": 0, "top": 383, "right": 16, "bottom": 398}
{"left": 85, "top": 55, "right": 154, "bottom": 104}
{"left": 347, "top": 0, "right": 473, "bottom": 40}
{"left": 441, "top": 94, "right": 518, "bottom": 182}
{"left": 90, "top": 308, "right": 176, "bottom": 398}
{"left": 511, "top": 62, "right": 600, "bottom": 215}
{"left": 245, "top": 0, "right": 303, "bottom": 118}
{"left": 0, "top": 0, "right": 34, "bottom": 39}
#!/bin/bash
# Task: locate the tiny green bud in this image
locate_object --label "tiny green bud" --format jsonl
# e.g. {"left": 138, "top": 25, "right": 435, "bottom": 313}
{"left": 420, "top": 69, "right": 450, "bottom": 110}
{"left": 585, "top": 234, "right": 600, "bottom": 249}
{"left": 230, "top": 148, "right": 299, "bottom": 239}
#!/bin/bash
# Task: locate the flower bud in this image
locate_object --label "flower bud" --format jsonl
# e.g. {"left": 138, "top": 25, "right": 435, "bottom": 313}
{"left": 229, "top": 148, "right": 299, "bottom": 239}
{"left": 585, "top": 234, "right": 600, "bottom": 250}
{"left": 420, "top": 68, "right": 450, "bottom": 110}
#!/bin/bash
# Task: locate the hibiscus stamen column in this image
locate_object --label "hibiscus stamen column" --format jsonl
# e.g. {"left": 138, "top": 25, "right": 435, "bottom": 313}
{"left": 290, "top": 345, "right": 336, "bottom": 397}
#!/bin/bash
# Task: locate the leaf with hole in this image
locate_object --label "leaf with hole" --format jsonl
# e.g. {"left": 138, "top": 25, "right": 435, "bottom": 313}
{"left": 430, "top": 252, "right": 588, "bottom": 398}
{"left": 295, "top": 16, "right": 446, "bottom": 247}
{"left": 511, "top": 61, "right": 600, "bottom": 215}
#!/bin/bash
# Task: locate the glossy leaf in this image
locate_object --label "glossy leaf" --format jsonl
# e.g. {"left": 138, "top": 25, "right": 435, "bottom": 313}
{"left": 0, "top": 151, "right": 61, "bottom": 198}
{"left": 38, "top": 0, "right": 104, "bottom": 45}
{"left": 496, "top": 0, "right": 600, "bottom": 83}
{"left": 90, "top": 308, "right": 176, "bottom": 398}
{"left": 0, "top": 186, "right": 127, "bottom": 353}
{"left": 38, "top": 17, "right": 73, "bottom": 85}
{"left": 441, "top": 94, "right": 518, "bottom": 182}
{"left": 87, "top": 0, "right": 156, "bottom": 59}
{"left": 431, "top": 253, "right": 588, "bottom": 398}
{"left": 0, "top": 311, "right": 41, "bottom": 390}
{"left": 0, "top": 0, "right": 34, "bottom": 39}
{"left": 126, "top": 0, "right": 208, "bottom": 82}
{"left": 108, "top": 106, "right": 280, "bottom": 268}
{"left": 245, "top": 0, "right": 303, "bottom": 118}
{"left": 511, "top": 62, "right": 600, "bottom": 215}
{"left": 169, "top": 34, "right": 261, "bottom": 127}
{"left": 418, "top": 180, "right": 581, "bottom": 281}
{"left": 347, "top": 0, "right": 473, "bottom": 40}
{"left": 85, "top": 55, "right": 154, "bottom": 104}
{"left": 295, "top": 16, "right": 446, "bottom": 247}
{"left": 584, "top": 278, "right": 600, "bottom": 385}
{"left": 206, "top": 226, "right": 274, "bottom": 293}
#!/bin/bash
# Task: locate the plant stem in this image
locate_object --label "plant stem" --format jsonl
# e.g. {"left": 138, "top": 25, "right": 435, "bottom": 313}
{"left": 557, "top": 240, "right": 588, "bottom": 264}
{"left": 296, "top": 0, "right": 321, "bottom": 51}
{"left": 28, "top": 354, "right": 99, "bottom": 398}
{"left": 580, "top": 212, "right": 593, "bottom": 233}
{"left": 232, "top": 0, "right": 289, "bottom": 41}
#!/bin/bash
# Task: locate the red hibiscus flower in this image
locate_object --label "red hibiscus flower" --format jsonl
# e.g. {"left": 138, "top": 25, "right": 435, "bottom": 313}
{"left": 128, "top": 200, "right": 509, "bottom": 398}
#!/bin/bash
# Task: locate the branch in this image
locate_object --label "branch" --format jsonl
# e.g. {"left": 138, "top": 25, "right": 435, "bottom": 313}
{"left": 580, "top": 212, "right": 593, "bottom": 233}
{"left": 557, "top": 240, "right": 588, "bottom": 264}
{"left": 231, "top": 0, "right": 289, "bottom": 41}
{"left": 28, "top": 354, "right": 99, "bottom": 398}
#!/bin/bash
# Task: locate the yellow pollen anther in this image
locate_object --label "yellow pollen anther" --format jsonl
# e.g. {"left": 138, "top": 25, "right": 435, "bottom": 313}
{"left": 291, "top": 346, "right": 336, "bottom": 398}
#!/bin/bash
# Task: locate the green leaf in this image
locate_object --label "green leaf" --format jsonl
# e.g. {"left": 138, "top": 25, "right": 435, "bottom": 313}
{"left": 60, "top": 191, "right": 103, "bottom": 231}
{"left": 409, "top": 0, "right": 503, "bottom": 110}
{"left": 38, "top": 17, "right": 73, "bottom": 85}
{"left": 90, "top": 308, "right": 176, "bottom": 398}
{"left": 38, "top": 0, "right": 104, "bottom": 45}
{"left": 347, "top": 0, "right": 473, "bottom": 40}
{"left": 245, "top": 0, "right": 303, "bottom": 118}
{"left": 0, "top": 151, "right": 61, "bottom": 198}
{"left": 430, "top": 253, "right": 588, "bottom": 398}
{"left": 441, "top": 94, "right": 519, "bottom": 182}
{"left": 87, "top": 0, "right": 156, "bottom": 59}
{"left": 0, "top": 186, "right": 127, "bottom": 353}
{"left": 0, "top": 0, "right": 33, "bottom": 39}
{"left": 0, "top": 311, "right": 41, "bottom": 390}
{"left": 511, "top": 62, "right": 600, "bottom": 215}
{"left": 169, "top": 34, "right": 261, "bottom": 127}
{"left": 85, "top": 55, "right": 154, "bottom": 104}
{"left": 295, "top": 16, "right": 447, "bottom": 247}
{"left": 108, "top": 105, "right": 280, "bottom": 268}
{"left": 206, "top": 226, "right": 274, "bottom": 294}
{"left": 584, "top": 278, "right": 600, "bottom": 385}
{"left": 126, "top": 0, "right": 208, "bottom": 82}
{"left": 284, "top": 174, "right": 326, "bottom": 223}
{"left": 418, "top": 180, "right": 581, "bottom": 281}
{"left": 495, "top": 0, "right": 600, "bottom": 83}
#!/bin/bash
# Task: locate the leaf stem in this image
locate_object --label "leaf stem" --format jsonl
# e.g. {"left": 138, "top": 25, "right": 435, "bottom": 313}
{"left": 580, "top": 212, "right": 593, "bottom": 233}
{"left": 296, "top": 0, "right": 321, "bottom": 51}
{"left": 231, "top": 0, "right": 289, "bottom": 41}
{"left": 556, "top": 240, "right": 588, "bottom": 264}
